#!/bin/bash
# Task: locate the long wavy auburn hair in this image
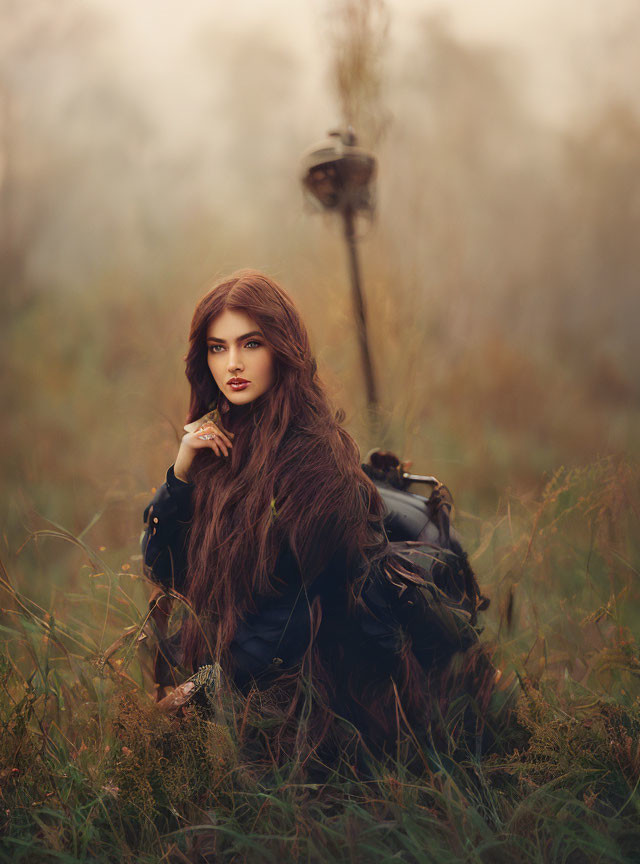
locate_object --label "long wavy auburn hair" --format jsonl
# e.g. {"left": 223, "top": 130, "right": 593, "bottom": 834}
{"left": 180, "top": 270, "right": 388, "bottom": 670}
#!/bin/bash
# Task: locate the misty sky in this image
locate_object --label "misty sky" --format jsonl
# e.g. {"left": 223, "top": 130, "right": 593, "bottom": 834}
{"left": 89, "top": 0, "right": 640, "bottom": 131}
{"left": 4, "top": 0, "right": 639, "bottom": 319}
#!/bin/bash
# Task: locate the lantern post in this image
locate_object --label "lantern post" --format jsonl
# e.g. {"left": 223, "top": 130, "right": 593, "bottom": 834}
{"left": 300, "top": 129, "right": 379, "bottom": 416}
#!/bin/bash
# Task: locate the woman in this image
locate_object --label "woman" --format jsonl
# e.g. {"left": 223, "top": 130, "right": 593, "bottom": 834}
{"left": 142, "top": 270, "right": 493, "bottom": 760}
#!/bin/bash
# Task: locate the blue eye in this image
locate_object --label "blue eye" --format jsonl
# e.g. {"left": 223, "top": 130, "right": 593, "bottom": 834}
{"left": 208, "top": 340, "right": 262, "bottom": 353}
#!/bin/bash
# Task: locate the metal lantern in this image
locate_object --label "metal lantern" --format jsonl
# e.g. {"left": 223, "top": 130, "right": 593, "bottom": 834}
{"left": 300, "top": 129, "right": 379, "bottom": 415}
{"left": 300, "top": 129, "right": 377, "bottom": 215}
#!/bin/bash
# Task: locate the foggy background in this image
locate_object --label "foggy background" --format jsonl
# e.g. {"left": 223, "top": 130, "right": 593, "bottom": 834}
{"left": 2, "top": 0, "right": 639, "bottom": 567}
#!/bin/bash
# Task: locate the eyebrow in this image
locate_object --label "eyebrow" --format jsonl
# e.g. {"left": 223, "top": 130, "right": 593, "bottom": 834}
{"left": 206, "top": 330, "right": 263, "bottom": 344}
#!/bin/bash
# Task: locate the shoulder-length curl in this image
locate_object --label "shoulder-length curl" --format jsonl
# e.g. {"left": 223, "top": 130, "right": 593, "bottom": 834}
{"left": 181, "top": 270, "right": 387, "bottom": 670}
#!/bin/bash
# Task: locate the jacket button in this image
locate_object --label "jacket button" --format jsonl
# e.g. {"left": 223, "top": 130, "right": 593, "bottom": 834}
{"left": 272, "top": 657, "right": 283, "bottom": 666}
{"left": 153, "top": 517, "right": 159, "bottom": 524}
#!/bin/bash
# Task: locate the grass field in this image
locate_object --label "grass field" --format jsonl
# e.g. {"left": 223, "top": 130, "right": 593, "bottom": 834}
{"left": 2, "top": 444, "right": 638, "bottom": 862}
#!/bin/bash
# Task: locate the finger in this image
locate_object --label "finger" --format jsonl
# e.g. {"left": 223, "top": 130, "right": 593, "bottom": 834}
{"left": 211, "top": 439, "right": 229, "bottom": 459}
{"left": 156, "top": 681, "right": 194, "bottom": 714}
{"left": 171, "top": 682, "right": 195, "bottom": 709}
{"left": 217, "top": 440, "right": 230, "bottom": 458}
{"left": 194, "top": 428, "right": 218, "bottom": 441}
{"left": 206, "top": 425, "right": 233, "bottom": 449}
{"left": 195, "top": 431, "right": 227, "bottom": 456}
{"left": 197, "top": 424, "right": 233, "bottom": 449}
{"left": 193, "top": 434, "right": 224, "bottom": 456}
{"left": 208, "top": 430, "right": 234, "bottom": 450}
{"left": 179, "top": 681, "right": 195, "bottom": 700}
{"left": 193, "top": 432, "right": 214, "bottom": 443}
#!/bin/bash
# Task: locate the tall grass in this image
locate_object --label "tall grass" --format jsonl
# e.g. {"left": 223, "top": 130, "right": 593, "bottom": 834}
{"left": 2, "top": 457, "right": 638, "bottom": 862}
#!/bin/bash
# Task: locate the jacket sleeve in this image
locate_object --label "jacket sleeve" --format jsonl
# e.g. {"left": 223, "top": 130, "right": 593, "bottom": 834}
{"left": 142, "top": 465, "right": 193, "bottom": 593}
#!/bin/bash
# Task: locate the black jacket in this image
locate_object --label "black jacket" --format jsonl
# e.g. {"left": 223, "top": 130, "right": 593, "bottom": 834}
{"left": 142, "top": 466, "right": 478, "bottom": 689}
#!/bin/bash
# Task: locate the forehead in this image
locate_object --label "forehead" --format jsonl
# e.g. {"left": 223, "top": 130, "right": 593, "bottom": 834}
{"left": 206, "top": 309, "right": 261, "bottom": 340}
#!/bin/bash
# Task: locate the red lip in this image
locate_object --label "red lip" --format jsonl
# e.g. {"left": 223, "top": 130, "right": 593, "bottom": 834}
{"left": 227, "top": 377, "right": 249, "bottom": 385}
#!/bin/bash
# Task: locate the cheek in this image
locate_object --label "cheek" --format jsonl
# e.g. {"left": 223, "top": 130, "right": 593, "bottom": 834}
{"left": 259, "top": 352, "right": 276, "bottom": 385}
{"left": 207, "top": 355, "right": 223, "bottom": 383}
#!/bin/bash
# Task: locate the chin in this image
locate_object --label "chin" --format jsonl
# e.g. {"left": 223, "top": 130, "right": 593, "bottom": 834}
{"left": 225, "top": 388, "right": 258, "bottom": 406}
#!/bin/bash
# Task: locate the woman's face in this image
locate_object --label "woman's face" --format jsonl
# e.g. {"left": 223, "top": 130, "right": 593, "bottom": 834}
{"left": 206, "top": 309, "right": 276, "bottom": 406}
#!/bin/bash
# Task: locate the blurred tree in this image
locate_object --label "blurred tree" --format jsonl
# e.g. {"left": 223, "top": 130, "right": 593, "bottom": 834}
{"left": 376, "top": 14, "right": 548, "bottom": 356}
{"left": 0, "top": 0, "right": 159, "bottom": 303}
{"left": 327, "top": 0, "right": 390, "bottom": 148}
{"left": 561, "top": 102, "right": 640, "bottom": 395}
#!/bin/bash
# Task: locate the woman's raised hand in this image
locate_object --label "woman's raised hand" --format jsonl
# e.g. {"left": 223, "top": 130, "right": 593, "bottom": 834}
{"left": 174, "top": 416, "right": 234, "bottom": 481}
{"left": 191, "top": 420, "right": 234, "bottom": 457}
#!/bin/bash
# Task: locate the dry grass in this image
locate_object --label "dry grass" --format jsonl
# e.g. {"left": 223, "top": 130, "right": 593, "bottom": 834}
{"left": 1, "top": 455, "right": 638, "bottom": 862}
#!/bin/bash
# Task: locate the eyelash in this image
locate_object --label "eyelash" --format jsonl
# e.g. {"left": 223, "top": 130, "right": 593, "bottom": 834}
{"left": 208, "top": 340, "right": 262, "bottom": 354}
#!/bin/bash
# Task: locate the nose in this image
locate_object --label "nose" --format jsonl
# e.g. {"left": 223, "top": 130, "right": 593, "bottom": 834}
{"left": 227, "top": 346, "right": 244, "bottom": 373}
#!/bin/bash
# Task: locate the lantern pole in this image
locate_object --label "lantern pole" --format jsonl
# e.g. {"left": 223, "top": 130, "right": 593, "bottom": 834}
{"left": 342, "top": 202, "right": 378, "bottom": 411}
{"left": 300, "top": 129, "right": 380, "bottom": 428}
